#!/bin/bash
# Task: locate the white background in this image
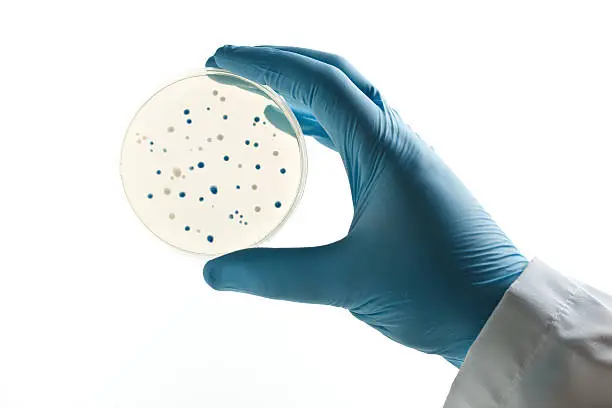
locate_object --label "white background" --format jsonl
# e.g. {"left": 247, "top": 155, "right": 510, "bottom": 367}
{"left": 1, "top": 1, "right": 611, "bottom": 407}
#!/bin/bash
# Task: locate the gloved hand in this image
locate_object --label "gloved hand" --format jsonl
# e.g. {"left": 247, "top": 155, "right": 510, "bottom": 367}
{"left": 204, "top": 45, "right": 528, "bottom": 367}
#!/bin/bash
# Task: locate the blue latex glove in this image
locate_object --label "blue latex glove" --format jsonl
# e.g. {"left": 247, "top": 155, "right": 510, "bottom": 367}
{"left": 204, "top": 45, "right": 528, "bottom": 367}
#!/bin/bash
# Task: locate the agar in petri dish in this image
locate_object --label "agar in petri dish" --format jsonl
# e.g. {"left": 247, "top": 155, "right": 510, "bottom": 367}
{"left": 120, "top": 69, "right": 307, "bottom": 256}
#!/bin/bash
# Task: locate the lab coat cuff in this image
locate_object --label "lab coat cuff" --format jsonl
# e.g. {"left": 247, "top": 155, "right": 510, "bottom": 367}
{"left": 443, "top": 258, "right": 580, "bottom": 407}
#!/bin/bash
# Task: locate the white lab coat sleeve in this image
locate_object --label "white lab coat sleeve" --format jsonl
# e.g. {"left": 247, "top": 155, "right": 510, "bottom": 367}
{"left": 444, "top": 258, "right": 612, "bottom": 408}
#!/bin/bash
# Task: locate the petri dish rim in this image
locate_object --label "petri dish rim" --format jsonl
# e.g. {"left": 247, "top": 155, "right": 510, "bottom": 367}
{"left": 119, "top": 68, "right": 308, "bottom": 257}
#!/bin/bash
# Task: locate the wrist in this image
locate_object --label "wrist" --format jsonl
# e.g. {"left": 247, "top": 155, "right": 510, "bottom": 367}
{"left": 454, "top": 256, "right": 529, "bottom": 367}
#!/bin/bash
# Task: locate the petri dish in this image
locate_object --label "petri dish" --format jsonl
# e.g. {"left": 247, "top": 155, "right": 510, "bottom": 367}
{"left": 120, "top": 68, "right": 307, "bottom": 256}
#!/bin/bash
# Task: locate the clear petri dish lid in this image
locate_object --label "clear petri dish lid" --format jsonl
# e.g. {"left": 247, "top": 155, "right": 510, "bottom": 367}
{"left": 120, "top": 68, "right": 307, "bottom": 256}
